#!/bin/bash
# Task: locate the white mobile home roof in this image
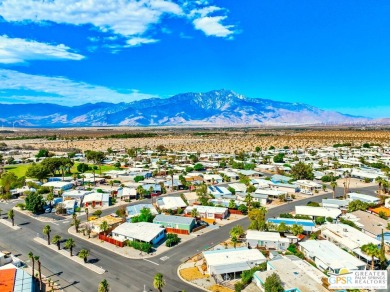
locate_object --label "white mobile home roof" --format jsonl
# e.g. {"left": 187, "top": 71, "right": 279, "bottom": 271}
{"left": 295, "top": 206, "right": 341, "bottom": 219}
{"left": 112, "top": 222, "right": 165, "bottom": 243}
{"left": 203, "top": 247, "right": 266, "bottom": 274}
{"left": 320, "top": 223, "right": 380, "bottom": 251}
{"left": 255, "top": 189, "right": 287, "bottom": 197}
{"left": 155, "top": 196, "right": 186, "bottom": 209}
{"left": 299, "top": 240, "right": 366, "bottom": 271}
{"left": 185, "top": 205, "right": 227, "bottom": 214}
{"left": 347, "top": 193, "right": 380, "bottom": 204}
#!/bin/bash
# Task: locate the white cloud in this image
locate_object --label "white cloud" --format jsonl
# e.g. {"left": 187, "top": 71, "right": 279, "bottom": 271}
{"left": 0, "top": 35, "right": 84, "bottom": 64}
{"left": 0, "top": 69, "right": 157, "bottom": 105}
{"left": 126, "top": 37, "right": 159, "bottom": 47}
{"left": 190, "top": 5, "right": 235, "bottom": 38}
{"left": 193, "top": 15, "right": 235, "bottom": 38}
{"left": 0, "top": 0, "right": 237, "bottom": 47}
{"left": 0, "top": 0, "right": 183, "bottom": 46}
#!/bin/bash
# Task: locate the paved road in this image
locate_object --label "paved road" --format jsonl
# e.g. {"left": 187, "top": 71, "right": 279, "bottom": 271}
{"left": 0, "top": 185, "right": 378, "bottom": 291}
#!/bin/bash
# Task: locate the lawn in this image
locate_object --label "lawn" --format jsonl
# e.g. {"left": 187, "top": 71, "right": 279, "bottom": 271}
{"left": 4, "top": 164, "right": 31, "bottom": 177}
{"left": 71, "top": 162, "right": 118, "bottom": 174}
{"left": 3, "top": 162, "right": 118, "bottom": 178}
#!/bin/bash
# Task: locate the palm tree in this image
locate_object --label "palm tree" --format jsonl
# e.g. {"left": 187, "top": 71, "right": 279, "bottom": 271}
{"left": 52, "top": 235, "right": 62, "bottom": 250}
{"left": 43, "top": 225, "right": 51, "bottom": 245}
{"left": 64, "top": 238, "right": 76, "bottom": 256}
{"left": 361, "top": 243, "right": 380, "bottom": 270}
{"left": 231, "top": 235, "right": 238, "bottom": 248}
{"left": 46, "top": 192, "right": 54, "bottom": 209}
{"left": 190, "top": 208, "right": 199, "bottom": 218}
{"left": 153, "top": 273, "right": 166, "bottom": 292}
{"left": 167, "top": 170, "right": 174, "bottom": 191}
{"left": 244, "top": 193, "right": 253, "bottom": 211}
{"left": 98, "top": 279, "right": 109, "bottom": 292}
{"left": 330, "top": 180, "right": 337, "bottom": 199}
{"left": 85, "top": 207, "right": 89, "bottom": 221}
{"left": 375, "top": 177, "right": 383, "bottom": 196}
{"left": 136, "top": 185, "right": 144, "bottom": 200}
{"left": 100, "top": 221, "right": 109, "bottom": 236}
{"left": 34, "top": 255, "right": 42, "bottom": 289}
{"left": 74, "top": 218, "right": 81, "bottom": 233}
{"left": 28, "top": 252, "right": 35, "bottom": 279}
{"left": 0, "top": 207, "right": 2, "bottom": 218}
{"left": 7, "top": 209, "right": 14, "bottom": 226}
{"left": 78, "top": 249, "right": 90, "bottom": 263}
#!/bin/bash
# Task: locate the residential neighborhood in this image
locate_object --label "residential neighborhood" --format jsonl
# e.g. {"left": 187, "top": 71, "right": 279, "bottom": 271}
{"left": 1, "top": 142, "right": 390, "bottom": 292}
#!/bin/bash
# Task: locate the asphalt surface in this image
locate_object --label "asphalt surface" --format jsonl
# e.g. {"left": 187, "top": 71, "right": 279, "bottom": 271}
{"left": 0, "top": 184, "right": 379, "bottom": 292}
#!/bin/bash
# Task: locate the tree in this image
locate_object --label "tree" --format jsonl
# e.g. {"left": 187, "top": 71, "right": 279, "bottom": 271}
{"left": 379, "top": 230, "right": 388, "bottom": 269}
{"left": 361, "top": 243, "right": 380, "bottom": 270}
{"left": 264, "top": 273, "right": 284, "bottom": 292}
{"left": 77, "top": 163, "right": 90, "bottom": 173}
{"left": 85, "top": 207, "right": 89, "bottom": 221}
{"left": 43, "top": 225, "right": 51, "bottom": 245}
{"left": 98, "top": 279, "right": 110, "bottom": 292}
{"left": 330, "top": 180, "right": 338, "bottom": 199}
{"left": 78, "top": 249, "right": 90, "bottom": 263}
{"left": 28, "top": 252, "right": 35, "bottom": 279}
{"left": 153, "top": 273, "right": 166, "bottom": 292}
{"left": 190, "top": 208, "right": 199, "bottom": 218}
{"left": 238, "top": 204, "right": 248, "bottom": 215}
{"left": 85, "top": 150, "right": 105, "bottom": 175}
{"left": 273, "top": 153, "right": 285, "bottom": 163}
{"left": 52, "top": 235, "right": 62, "bottom": 250}
{"left": 276, "top": 222, "right": 290, "bottom": 235}
{"left": 36, "top": 149, "right": 49, "bottom": 158}
{"left": 196, "top": 184, "right": 209, "bottom": 206}
{"left": 131, "top": 208, "right": 154, "bottom": 223}
{"left": 74, "top": 218, "right": 81, "bottom": 233}
{"left": 315, "top": 216, "right": 326, "bottom": 225}
{"left": 291, "top": 224, "right": 304, "bottom": 236}
{"left": 25, "top": 192, "right": 45, "bottom": 214}
{"left": 64, "top": 238, "right": 76, "bottom": 256}
{"left": 248, "top": 207, "right": 267, "bottom": 231}
{"left": 8, "top": 209, "right": 14, "bottom": 226}
{"left": 244, "top": 193, "right": 253, "bottom": 210}
{"left": 231, "top": 235, "right": 238, "bottom": 248}
{"left": 26, "top": 163, "right": 50, "bottom": 182}
{"left": 0, "top": 172, "right": 18, "bottom": 196}
{"left": 34, "top": 255, "right": 42, "bottom": 289}
{"left": 290, "top": 162, "right": 314, "bottom": 180}
{"left": 229, "top": 224, "right": 244, "bottom": 239}
{"left": 100, "top": 220, "right": 109, "bottom": 236}
{"left": 193, "top": 163, "right": 204, "bottom": 171}
{"left": 228, "top": 199, "right": 236, "bottom": 209}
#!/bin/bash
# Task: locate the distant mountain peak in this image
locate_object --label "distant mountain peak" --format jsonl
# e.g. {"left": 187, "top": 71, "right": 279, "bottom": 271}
{"left": 0, "top": 89, "right": 373, "bottom": 127}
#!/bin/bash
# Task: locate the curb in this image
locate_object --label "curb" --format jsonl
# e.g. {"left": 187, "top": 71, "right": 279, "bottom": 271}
{"left": 34, "top": 237, "right": 105, "bottom": 274}
{"left": 67, "top": 226, "right": 157, "bottom": 260}
{"left": 177, "top": 263, "right": 209, "bottom": 292}
{"left": 0, "top": 218, "right": 21, "bottom": 230}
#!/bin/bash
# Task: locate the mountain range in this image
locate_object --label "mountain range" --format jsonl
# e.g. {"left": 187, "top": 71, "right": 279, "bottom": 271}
{"left": 0, "top": 90, "right": 375, "bottom": 127}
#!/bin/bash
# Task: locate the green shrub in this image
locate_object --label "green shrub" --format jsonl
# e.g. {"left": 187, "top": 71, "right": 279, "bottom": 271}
{"left": 165, "top": 233, "right": 181, "bottom": 247}
{"left": 128, "top": 240, "right": 152, "bottom": 253}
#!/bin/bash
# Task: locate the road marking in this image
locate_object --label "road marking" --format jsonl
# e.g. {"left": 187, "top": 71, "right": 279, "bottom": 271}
{"left": 143, "top": 259, "right": 159, "bottom": 266}
{"left": 160, "top": 256, "right": 169, "bottom": 261}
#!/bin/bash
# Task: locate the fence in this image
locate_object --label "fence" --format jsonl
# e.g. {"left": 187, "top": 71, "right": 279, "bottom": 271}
{"left": 228, "top": 209, "right": 243, "bottom": 215}
{"left": 165, "top": 227, "right": 189, "bottom": 235}
{"left": 98, "top": 233, "right": 125, "bottom": 247}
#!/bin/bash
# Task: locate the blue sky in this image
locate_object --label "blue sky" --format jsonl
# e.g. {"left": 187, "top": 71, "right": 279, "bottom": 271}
{"left": 0, "top": 0, "right": 389, "bottom": 118}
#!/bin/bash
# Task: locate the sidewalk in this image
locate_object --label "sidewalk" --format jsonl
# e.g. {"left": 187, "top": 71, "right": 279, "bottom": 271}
{"left": 0, "top": 218, "right": 21, "bottom": 230}
{"left": 34, "top": 237, "right": 106, "bottom": 275}
{"left": 68, "top": 225, "right": 193, "bottom": 259}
